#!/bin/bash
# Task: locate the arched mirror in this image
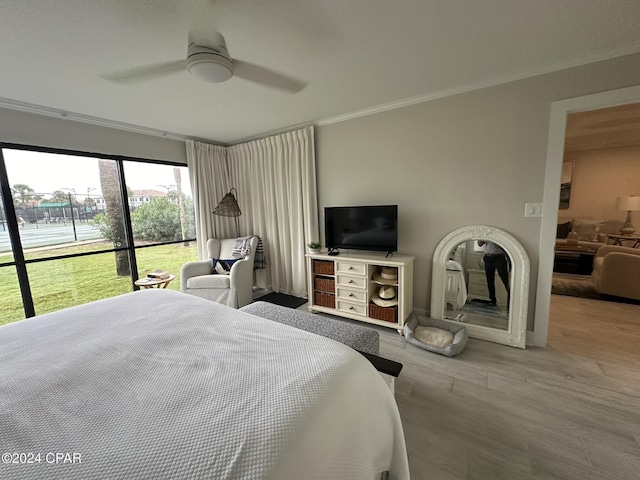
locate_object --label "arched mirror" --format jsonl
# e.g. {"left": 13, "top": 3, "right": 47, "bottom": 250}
{"left": 431, "top": 225, "right": 530, "bottom": 349}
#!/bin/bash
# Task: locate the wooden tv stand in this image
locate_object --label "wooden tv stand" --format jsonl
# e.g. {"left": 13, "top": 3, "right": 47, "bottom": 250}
{"left": 305, "top": 251, "right": 415, "bottom": 332}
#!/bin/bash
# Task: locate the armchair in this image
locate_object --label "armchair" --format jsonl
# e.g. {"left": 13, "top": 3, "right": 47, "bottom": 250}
{"left": 591, "top": 245, "right": 640, "bottom": 301}
{"left": 181, "top": 237, "right": 258, "bottom": 308}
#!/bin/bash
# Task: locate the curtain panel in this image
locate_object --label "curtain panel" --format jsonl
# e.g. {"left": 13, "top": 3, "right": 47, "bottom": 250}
{"left": 185, "top": 141, "right": 232, "bottom": 260}
{"left": 186, "top": 126, "right": 318, "bottom": 297}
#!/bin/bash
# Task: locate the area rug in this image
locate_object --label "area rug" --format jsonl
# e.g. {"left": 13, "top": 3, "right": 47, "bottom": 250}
{"left": 551, "top": 274, "right": 640, "bottom": 305}
{"left": 253, "top": 292, "right": 308, "bottom": 309}
{"left": 551, "top": 273, "right": 602, "bottom": 300}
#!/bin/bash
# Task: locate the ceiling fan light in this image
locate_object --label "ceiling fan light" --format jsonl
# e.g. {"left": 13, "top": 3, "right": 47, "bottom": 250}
{"left": 187, "top": 56, "right": 233, "bottom": 83}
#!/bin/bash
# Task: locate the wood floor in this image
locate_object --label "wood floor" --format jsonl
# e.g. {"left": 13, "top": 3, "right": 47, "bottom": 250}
{"left": 377, "top": 294, "right": 640, "bottom": 479}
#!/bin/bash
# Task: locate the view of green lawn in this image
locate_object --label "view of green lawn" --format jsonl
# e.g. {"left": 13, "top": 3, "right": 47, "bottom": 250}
{"left": 0, "top": 242, "right": 197, "bottom": 326}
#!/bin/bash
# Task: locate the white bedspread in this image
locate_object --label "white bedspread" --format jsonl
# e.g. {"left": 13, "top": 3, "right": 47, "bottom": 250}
{"left": 0, "top": 289, "right": 409, "bottom": 479}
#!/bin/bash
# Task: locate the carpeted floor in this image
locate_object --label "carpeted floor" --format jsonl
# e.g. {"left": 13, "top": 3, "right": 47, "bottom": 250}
{"left": 253, "top": 292, "right": 308, "bottom": 309}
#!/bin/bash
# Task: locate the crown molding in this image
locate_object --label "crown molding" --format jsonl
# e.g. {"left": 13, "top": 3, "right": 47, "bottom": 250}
{"left": 2, "top": 41, "right": 640, "bottom": 145}
{"left": 226, "top": 122, "right": 315, "bottom": 146}
{"left": 0, "top": 97, "right": 191, "bottom": 142}
{"left": 315, "top": 42, "right": 640, "bottom": 127}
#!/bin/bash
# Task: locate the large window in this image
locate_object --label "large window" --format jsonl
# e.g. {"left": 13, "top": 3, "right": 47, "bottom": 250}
{"left": 0, "top": 267, "right": 22, "bottom": 325}
{"left": 121, "top": 160, "right": 197, "bottom": 288}
{"left": 27, "top": 253, "right": 134, "bottom": 316}
{"left": 122, "top": 160, "right": 196, "bottom": 245}
{"left": 4, "top": 150, "right": 130, "bottom": 261}
{"left": 0, "top": 190, "right": 24, "bottom": 325}
{"left": 0, "top": 194, "right": 14, "bottom": 263}
{"left": 0, "top": 145, "right": 197, "bottom": 325}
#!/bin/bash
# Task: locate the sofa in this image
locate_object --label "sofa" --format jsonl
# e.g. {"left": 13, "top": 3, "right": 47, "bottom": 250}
{"left": 591, "top": 245, "right": 640, "bottom": 301}
{"left": 556, "top": 217, "right": 623, "bottom": 251}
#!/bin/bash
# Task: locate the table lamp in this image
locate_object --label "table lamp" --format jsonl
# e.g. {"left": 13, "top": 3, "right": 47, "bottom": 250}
{"left": 616, "top": 195, "right": 640, "bottom": 235}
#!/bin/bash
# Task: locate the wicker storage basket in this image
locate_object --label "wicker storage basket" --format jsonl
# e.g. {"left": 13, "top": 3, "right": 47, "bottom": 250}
{"left": 314, "top": 292, "right": 336, "bottom": 308}
{"left": 313, "top": 260, "right": 335, "bottom": 276}
{"left": 369, "top": 304, "right": 398, "bottom": 323}
{"left": 314, "top": 277, "right": 335, "bottom": 293}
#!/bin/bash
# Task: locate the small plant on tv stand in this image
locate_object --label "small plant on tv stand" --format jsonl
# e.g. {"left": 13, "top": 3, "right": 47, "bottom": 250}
{"left": 307, "top": 241, "right": 321, "bottom": 253}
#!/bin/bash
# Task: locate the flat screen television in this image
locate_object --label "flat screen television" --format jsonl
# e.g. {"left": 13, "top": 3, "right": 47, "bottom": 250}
{"left": 324, "top": 205, "right": 398, "bottom": 253}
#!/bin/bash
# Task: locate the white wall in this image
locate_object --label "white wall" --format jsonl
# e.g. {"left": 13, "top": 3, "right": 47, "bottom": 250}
{"left": 0, "top": 107, "right": 186, "bottom": 163}
{"left": 4, "top": 52, "right": 640, "bottom": 338}
{"left": 316, "top": 52, "right": 640, "bottom": 332}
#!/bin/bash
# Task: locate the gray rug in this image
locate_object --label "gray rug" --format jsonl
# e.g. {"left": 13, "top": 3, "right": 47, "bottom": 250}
{"left": 552, "top": 274, "right": 640, "bottom": 305}
{"left": 551, "top": 273, "right": 602, "bottom": 300}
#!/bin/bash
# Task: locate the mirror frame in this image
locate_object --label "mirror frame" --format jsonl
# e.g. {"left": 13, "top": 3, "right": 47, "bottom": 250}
{"left": 431, "top": 225, "right": 530, "bottom": 349}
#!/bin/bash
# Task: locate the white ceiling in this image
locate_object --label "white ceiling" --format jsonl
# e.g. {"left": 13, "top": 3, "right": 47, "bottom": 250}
{"left": 2, "top": 0, "right": 640, "bottom": 145}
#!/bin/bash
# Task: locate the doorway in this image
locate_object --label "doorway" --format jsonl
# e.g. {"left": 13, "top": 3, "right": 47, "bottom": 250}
{"left": 551, "top": 102, "right": 640, "bottom": 301}
{"left": 534, "top": 85, "right": 640, "bottom": 347}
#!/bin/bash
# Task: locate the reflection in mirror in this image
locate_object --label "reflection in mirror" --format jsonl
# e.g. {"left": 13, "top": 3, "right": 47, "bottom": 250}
{"left": 445, "top": 239, "right": 510, "bottom": 330}
{"left": 431, "top": 225, "right": 530, "bottom": 349}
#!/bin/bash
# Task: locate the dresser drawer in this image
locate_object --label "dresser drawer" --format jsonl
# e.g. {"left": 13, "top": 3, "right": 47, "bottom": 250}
{"left": 337, "top": 300, "right": 367, "bottom": 317}
{"left": 336, "top": 262, "right": 366, "bottom": 276}
{"left": 337, "top": 287, "right": 367, "bottom": 303}
{"left": 336, "top": 274, "right": 367, "bottom": 290}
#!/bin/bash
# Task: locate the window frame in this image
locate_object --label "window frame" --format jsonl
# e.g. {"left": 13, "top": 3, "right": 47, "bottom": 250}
{"left": 0, "top": 142, "right": 195, "bottom": 319}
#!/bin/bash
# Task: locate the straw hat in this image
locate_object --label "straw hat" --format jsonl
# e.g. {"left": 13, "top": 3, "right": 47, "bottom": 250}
{"left": 372, "top": 267, "right": 398, "bottom": 284}
{"left": 371, "top": 285, "right": 398, "bottom": 307}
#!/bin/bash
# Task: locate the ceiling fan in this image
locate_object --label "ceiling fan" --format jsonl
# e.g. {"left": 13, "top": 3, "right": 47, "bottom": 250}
{"left": 100, "top": 30, "right": 307, "bottom": 94}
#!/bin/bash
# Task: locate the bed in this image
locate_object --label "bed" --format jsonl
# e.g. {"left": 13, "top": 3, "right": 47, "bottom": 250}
{"left": 0, "top": 289, "right": 409, "bottom": 480}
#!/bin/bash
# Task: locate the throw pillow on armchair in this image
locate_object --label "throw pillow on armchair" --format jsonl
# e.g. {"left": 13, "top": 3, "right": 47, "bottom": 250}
{"left": 212, "top": 258, "right": 240, "bottom": 275}
{"left": 556, "top": 221, "right": 572, "bottom": 239}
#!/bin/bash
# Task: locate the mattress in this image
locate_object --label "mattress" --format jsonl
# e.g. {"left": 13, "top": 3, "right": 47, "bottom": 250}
{"left": 0, "top": 289, "right": 409, "bottom": 479}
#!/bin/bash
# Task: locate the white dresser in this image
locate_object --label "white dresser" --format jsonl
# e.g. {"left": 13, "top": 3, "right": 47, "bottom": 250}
{"left": 306, "top": 251, "right": 415, "bottom": 332}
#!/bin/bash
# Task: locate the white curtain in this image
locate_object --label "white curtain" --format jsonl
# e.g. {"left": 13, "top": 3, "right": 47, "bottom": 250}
{"left": 185, "top": 141, "right": 233, "bottom": 260}
{"left": 186, "top": 126, "right": 318, "bottom": 297}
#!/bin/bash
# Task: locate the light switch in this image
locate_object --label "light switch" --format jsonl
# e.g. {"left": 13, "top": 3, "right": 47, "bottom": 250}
{"left": 525, "top": 203, "right": 543, "bottom": 217}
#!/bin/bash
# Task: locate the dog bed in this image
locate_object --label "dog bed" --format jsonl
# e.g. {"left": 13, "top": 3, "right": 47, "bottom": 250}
{"left": 403, "top": 314, "right": 468, "bottom": 357}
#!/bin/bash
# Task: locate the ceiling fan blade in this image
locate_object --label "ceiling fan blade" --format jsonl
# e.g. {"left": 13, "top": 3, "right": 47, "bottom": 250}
{"left": 100, "top": 60, "right": 186, "bottom": 85}
{"left": 233, "top": 59, "right": 307, "bottom": 94}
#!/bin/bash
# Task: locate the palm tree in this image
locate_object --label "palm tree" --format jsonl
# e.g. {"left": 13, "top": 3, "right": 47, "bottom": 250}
{"left": 98, "top": 160, "right": 130, "bottom": 276}
{"left": 174, "top": 168, "right": 189, "bottom": 246}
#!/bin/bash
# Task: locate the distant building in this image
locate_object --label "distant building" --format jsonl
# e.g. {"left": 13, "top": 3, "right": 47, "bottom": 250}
{"left": 94, "top": 197, "right": 106, "bottom": 211}
{"left": 128, "top": 189, "right": 166, "bottom": 209}
{"left": 93, "top": 189, "right": 168, "bottom": 212}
